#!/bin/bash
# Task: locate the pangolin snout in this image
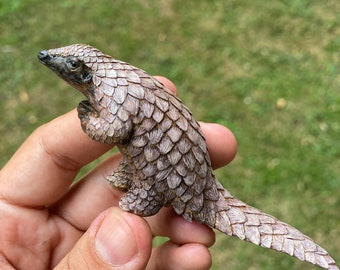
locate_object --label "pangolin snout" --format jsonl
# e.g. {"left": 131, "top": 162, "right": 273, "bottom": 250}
{"left": 38, "top": 50, "right": 50, "bottom": 63}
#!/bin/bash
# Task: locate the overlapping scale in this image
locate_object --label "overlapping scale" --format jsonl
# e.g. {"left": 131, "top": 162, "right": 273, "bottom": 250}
{"left": 45, "top": 44, "right": 338, "bottom": 270}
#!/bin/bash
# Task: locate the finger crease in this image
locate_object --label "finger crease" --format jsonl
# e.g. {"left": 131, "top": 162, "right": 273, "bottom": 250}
{"left": 39, "top": 136, "right": 82, "bottom": 173}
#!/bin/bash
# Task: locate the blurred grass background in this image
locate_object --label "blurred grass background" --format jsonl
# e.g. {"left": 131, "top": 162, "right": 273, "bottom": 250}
{"left": 0, "top": 0, "right": 339, "bottom": 269}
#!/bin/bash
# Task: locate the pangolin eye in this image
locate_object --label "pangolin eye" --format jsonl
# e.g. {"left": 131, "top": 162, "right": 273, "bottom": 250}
{"left": 67, "top": 58, "right": 80, "bottom": 70}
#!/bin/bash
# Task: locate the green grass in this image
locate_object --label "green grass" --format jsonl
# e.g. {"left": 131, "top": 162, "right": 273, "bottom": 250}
{"left": 0, "top": 0, "right": 339, "bottom": 269}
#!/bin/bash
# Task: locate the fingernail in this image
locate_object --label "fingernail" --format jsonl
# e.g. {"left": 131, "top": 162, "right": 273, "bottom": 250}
{"left": 95, "top": 209, "right": 138, "bottom": 265}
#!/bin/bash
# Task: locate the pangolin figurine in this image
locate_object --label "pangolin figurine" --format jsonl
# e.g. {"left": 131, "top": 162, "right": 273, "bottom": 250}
{"left": 38, "top": 44, "right": 338, "bottom": 269}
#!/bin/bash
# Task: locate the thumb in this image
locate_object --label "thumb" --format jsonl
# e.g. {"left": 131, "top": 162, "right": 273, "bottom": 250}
{"left": 55, "top": 207, "right": 152, "bottom": 270}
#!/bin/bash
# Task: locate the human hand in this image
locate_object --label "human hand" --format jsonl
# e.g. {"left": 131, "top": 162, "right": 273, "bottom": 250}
{"left": 0, "top": 77, "right": 237, "bottom": 269}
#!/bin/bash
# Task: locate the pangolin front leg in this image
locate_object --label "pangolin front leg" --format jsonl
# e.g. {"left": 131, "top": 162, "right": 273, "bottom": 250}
{"left": 38, "top": 44, "right": 338, "bottom": 270}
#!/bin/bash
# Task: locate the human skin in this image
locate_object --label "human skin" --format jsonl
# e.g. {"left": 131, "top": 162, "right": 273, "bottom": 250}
{"left": 0, "top": 76, "right": 237, "bottom": 269}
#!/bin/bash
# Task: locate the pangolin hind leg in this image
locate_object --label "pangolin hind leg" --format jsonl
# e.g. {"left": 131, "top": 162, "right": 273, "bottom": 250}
{"left": 106, "top": 159, "right": 134, "bottom": 192}
{"left": 119, "top": 180, "right": 164, "bottom": 216}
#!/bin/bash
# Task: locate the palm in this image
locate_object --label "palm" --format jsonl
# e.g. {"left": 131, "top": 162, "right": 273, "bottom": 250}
{"left": 1, "top": 206, "right": 58, "bottom": 268}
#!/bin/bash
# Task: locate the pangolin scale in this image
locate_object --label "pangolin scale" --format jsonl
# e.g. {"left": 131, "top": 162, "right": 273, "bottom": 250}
{"left": 38, "top": 44, "right": 338, "bottom": 269}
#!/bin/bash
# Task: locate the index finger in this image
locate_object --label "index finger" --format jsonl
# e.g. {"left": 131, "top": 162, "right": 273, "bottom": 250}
{"left": 0, "top": 110, "right": 111, "bottom": 207}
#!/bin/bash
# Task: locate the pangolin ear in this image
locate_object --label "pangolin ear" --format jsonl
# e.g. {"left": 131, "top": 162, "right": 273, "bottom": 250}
{"left": 83, "top": 71, "right": 92, "bottom": 83}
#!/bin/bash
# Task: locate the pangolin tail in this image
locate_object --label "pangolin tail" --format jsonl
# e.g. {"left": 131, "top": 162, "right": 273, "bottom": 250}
{"left": 201, "top": 182, "right": 338, "bottom": 270}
